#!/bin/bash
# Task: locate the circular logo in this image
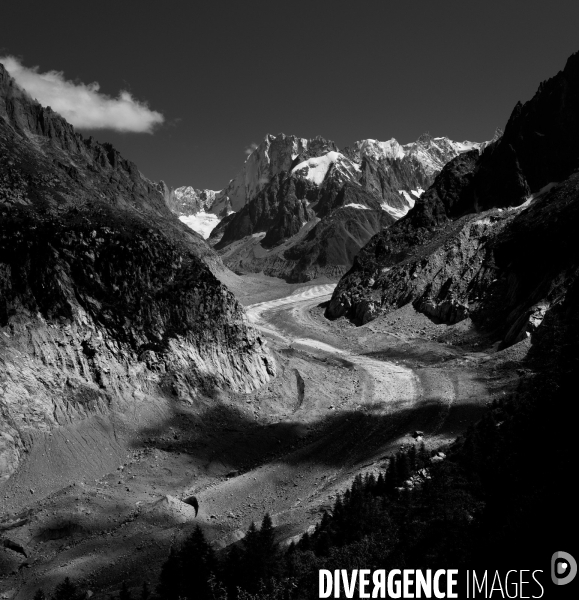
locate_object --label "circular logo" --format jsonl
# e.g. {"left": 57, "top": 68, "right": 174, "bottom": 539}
{"left": 551, "top": 552, "right": 577, "bottom": 586}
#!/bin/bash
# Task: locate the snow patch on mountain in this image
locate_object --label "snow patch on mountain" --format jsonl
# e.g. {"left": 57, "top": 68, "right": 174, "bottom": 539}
{"left": 343, "top": 203, "right": 370, "bottom": 210}
{"left": 407, "top": 137, "right": 480, "bottom": 178}
{"left": 291, "top": 151, "right": 360, "bottom": 185}
{"left": 357, "top": 135, "right": 483, "bottom": 179}
{"left": 390, "top": 188, "right": 426, "bottom": 219}
{"left": 179, "top": 212, "right": 221, "bottom": 239}
{"left": 399, "top": 190, "right": 417, "bottom": 208}
{"left": 357, "top": 138, "right": 406, "bottom": 161}
{"left": 381, "top": 204, "right": 409, "bottom": 219}
{"left": 511, "top": 181, "right": 559, "bottom": 212}
{"left": 173, "top": 187, "right": 219, "bottom": 211}
{"left": 398, "top": 187, "right": 425, "bottom": 207}
{"left": 165, "top": 186, "right": 225, "bottom": 217}
{"left": 450, "top": 141, "right": 480, "bottom": 152}
{"left": 221, "top": 134, "right": 317, "bottom": 212}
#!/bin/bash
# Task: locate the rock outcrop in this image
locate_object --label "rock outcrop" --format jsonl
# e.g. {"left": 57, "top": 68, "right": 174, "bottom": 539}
{"left": 327, "top": 51, "right": 579, "bottom": 350}
{"left": 0, "top": 62, "right": 274, "bottom": 480}
{"left": 161, "top": 185, "right": 222, "bottom": 217}
{"left": 210, "top": 133, "right": 483, "bottom": 281}
{"left": 159, "top": 184, "right": 227, "bottom": 239}
{"left": 220, "top": 134, "right": 337, "bottom": 213}
{"left": 354, "top": 134, "right": 488, "bottom": 218}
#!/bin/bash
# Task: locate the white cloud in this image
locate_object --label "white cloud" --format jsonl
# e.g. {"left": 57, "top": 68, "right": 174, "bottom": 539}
{"left": 0, "top": 56, "right": 164, "bottom": 133}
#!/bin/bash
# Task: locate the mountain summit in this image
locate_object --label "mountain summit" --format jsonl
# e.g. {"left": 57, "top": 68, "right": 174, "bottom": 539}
{"left": 187, "top": 132, "right": 485, "bottom": 281}
{"left": 327, "top": 50, "right": 579, "bottom": 352}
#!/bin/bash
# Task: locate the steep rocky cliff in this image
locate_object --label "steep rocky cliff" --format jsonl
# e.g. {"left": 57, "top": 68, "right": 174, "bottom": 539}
{"left": 0, "top": 63, "right": 274, "bottom": 480}
{"left": 210, "top": 133, "right": 482, "bottom": 281}
{"left": 353, "top": 134, "right": 488, "bottom": 218}
{"left": 327, "top": 51, "right": 579, "bottom": 350}
{"left": 211, "top": 172, "right": 395, "bottom": 281}
{"left": 161, "top": 185, "right": 222, "bottom": 217}
{"left": 158, "top": 184, "right": 226, "bottom": 239}
{"left": 220, "top": 134, "right": 338, "bottom": 213}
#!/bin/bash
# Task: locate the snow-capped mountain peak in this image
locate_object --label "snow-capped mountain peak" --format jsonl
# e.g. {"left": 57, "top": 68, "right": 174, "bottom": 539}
{"left": 172, "top": 187, "right": 220, "bottom": 212}
{"left": 355, "top": 134, "right": 483, "bottom": 180}
{"left": 291, "top": 151, "right": 360, "bottom": 185}
{"left": 167, "top": 132, "right": 488, "bottom": 243}
{"left": 356, "top": 138, "right": 406, "bottom": 161}
{"left": 179, "top": 212, "right": 221, "bottom": 239}
{"left": 221, "top": 133, "right": 338, "bottom": 211}
{"left": 161, "top": 185, "right": 226, "bottom": 238}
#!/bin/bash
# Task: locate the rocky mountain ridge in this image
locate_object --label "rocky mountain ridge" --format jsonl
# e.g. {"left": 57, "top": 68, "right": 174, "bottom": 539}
{"left": 161, "top": 185, "right": 222, "bottom": 217}
{"left": 210, "top": 131, "right": 485, "bottom": 220}
{"left": 327, "top": 51, "right": 579, "bottom": 352}
{"left": 206, "top": 132, "right": 484, "bottom": 281}
{"left": 158, "top": 184, "right": 225, "bottom": 239}
{"left": 0, "top": 62, "right": 274, "bottom": 481}
{"left": 219, "top": 134, "right": 338, "bottom": 213}
{"left": 353, "top": 134, "right": 483, "bottom": 175}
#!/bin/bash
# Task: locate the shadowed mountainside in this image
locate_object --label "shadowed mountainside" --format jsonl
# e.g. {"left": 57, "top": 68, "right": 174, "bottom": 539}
{"left": 0, "top": 62, "right": 274, "bottom": 481}
{"left": 208, "top": 134, "right": 483, "bottom": 282}
{"left": 327, "top": 51, "right": 579, "bottom": 352}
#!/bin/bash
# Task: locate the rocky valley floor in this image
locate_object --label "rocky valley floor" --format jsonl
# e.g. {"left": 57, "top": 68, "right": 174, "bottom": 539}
{"left": 0, "top": 274, "right": 526, "bottom": 598}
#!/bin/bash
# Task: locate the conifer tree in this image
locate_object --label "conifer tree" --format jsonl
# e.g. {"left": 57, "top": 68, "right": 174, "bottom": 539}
{"left": 315, "top": 530, "right": 331, "bottom": 557}
{"left": 375, "top": 473, "right": 386, "bottom": 496}
{"left": 259, "top": 513, "right": 276, "bottom": 554}
{"left": 222, "top": 542, "right": 244, "bottom": 595}
{"left": 397, "top": 451, "right": 411, "bottom": 483}
{"left": 259, "top": 513, "right": 279, "bottom": 583}
{"left": 408, "top": 444, "right": 417, "bottom": 470}
{"left": 297, "top": 531, "right": 311, "bottom": 552}
{"left": 234, "top": 521, "right": 260, "bottom": 593}
{"left": 156, "top": 547, "right": 181, "bottom": 600}
{"left": 239, "top": 519, "right": 274, "bottom": 593}
{"left": 333, "top": 493, "right": 344, "bottom": 517}
{"left": 385, "top": 456, "right": 398, "bottom": 492}
{"left": 52, "top": 578, "right": 80, "bottom": 600}
{"left": 119, "top": 582, "right": 132, "bottom": 600}
{"left": 179, "top": 525, "right": 217, "bottom": 600}
{"left": 316, "top": 511, "right": 331, "bottom": 534}
{"left": 157, "top": 527, "right": 217, "bottom": 600}
{"left": 140, "top": 582, "right": 150, "bottom": 600}
{"left": 418, "top": 442, "right": 428, "bottom": 468}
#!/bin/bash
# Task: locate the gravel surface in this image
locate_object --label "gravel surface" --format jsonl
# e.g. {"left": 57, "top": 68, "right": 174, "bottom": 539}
{"left": 0, "top": 275, "right": 524, "bottom": 598}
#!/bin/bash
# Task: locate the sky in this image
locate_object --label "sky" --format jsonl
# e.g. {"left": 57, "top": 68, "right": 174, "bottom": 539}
{"left": 2, "top": 1, "right": 579, "bottom": 191}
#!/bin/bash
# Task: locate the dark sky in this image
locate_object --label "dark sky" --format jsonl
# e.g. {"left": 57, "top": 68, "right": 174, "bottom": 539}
{"left": 2, "top": 1, "right": 578, "bottom": 190}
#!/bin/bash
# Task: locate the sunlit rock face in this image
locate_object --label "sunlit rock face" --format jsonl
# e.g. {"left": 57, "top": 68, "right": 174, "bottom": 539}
{"left": 220, "top": 134, "right": 338, "bottom": 213}
{"left": 210, "top": 130, "right": 484, "bottom": 282}
{"left": 327, "top": 51, "right": 579, "bottom": 353}
{"left": 0, "top": 61, "right": 275, "bottom": 480}
{"left": 159, "top": 185, "right": 225, "bottom": 239}
{"left": 163, "top": 186, "right": 221, "bottom": 216}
